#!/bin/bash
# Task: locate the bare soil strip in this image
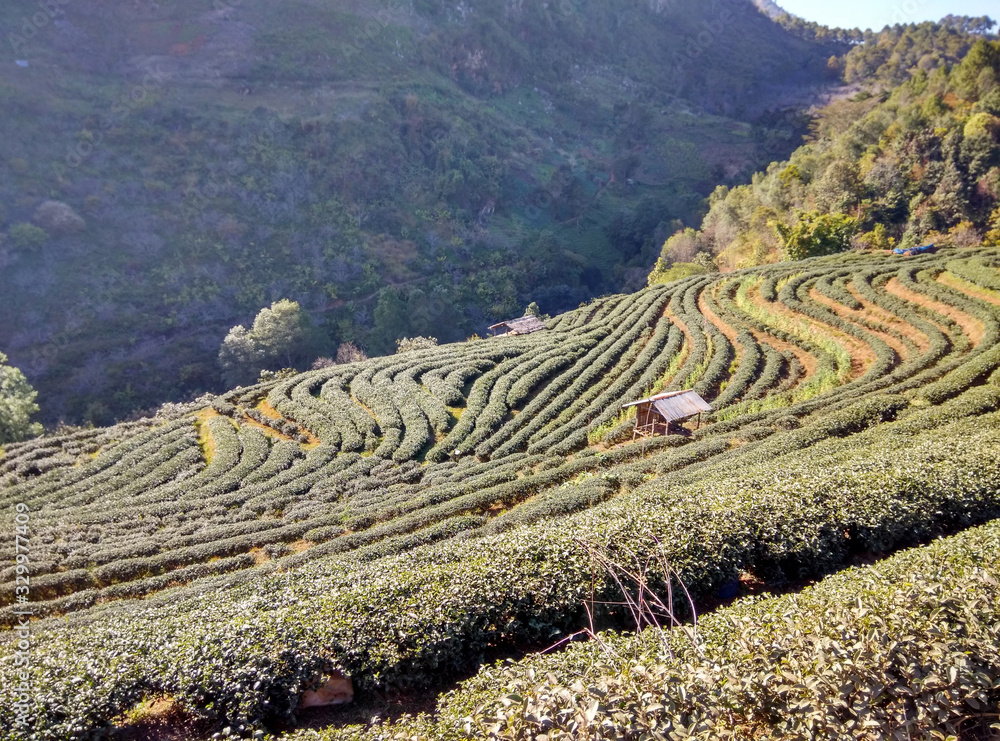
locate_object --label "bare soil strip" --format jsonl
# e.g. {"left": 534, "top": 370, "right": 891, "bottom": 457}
{"left": 809, "top": 287, "right": 909, "bottom": 362}
{"left": 846, "top": 279, "right": 931, "bottom": 353}
{"left": 746, "top": 283, "right": 863, "bottom": 379}
{"left": 938, "top": 271, "right": 1000, "bottom": 307}
{"left": 886, "top": 277, "right": 984, "bottom": 346}
{"left": 699, "top": 286, "right": 741, "bottom": 345}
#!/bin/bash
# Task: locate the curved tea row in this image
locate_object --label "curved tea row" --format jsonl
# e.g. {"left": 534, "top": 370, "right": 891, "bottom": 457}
{"left": 2, "top": 247, "right": 1000, "bottom": 738}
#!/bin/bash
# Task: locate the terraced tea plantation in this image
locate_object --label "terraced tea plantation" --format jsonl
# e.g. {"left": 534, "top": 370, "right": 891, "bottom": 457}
{"left": 3, "top": 247, "right": 1000, "bottom": 740}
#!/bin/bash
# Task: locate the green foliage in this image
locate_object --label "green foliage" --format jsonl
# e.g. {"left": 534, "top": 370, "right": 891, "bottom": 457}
{"left": 773, "top": 210, "right": 860, "bottom": 261}
{"left": 953, "top": 39, "right": 1000, "bottom": 99}
{"left": 369, "top": 515, "right": 1000, "bottom": 740}
{"left": 647, "top": 260, "right": 709, "bottom": 286}
{"left": 7, "top": 140, "right": 1000, "bottom": 741}
{"left": 6, "top": 222, "right": 48, "bottom": 252}
{"left": 854, "top": 222, "right": 896, "bottom": 251}
{"left": 0, "top": 0, "right": 862, "bottom": 425}
{"left": 219, "top": 299, "right": 315, "bottom": 386}
{"left": 396, "top": 336, "right": 439, "bottom": 354}
{"left": 987, "top": 205, "right": 1000, "bottom": 245}
{"left": 840, "top": 19, "right": 991, "bottom": 85}
{"left": 258, "top": 368, "right": 298, "bottom": 383}
{"left": 675, "top": 36, "right": 1000, "bottom": 270}
{"left": 0, "top": 352, "right": 42, "bottom": 445}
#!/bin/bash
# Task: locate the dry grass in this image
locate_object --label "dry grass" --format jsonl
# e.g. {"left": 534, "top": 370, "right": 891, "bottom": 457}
{"left": 193, "top": 409, "right": 220, "bottom": 464}
{"left": 114, "top": 696, "right": 211, "bottom": 741}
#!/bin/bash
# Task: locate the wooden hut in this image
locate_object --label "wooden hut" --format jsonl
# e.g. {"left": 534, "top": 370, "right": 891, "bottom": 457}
{"left": 489, "top": 316, "right": 547, "bottom": 337}
{"left": 622, "top": 390, "right": 712, "bottom": 439}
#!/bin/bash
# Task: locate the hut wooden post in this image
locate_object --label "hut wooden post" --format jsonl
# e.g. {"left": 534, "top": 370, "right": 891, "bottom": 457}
{"left": 623, "top": 390, "right": 712, "bottom": 441}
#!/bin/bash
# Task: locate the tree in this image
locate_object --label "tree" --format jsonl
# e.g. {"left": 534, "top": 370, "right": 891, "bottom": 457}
{"left": 814, "top": 160, "right": 860, "bottom": 213}
{"left": 0, "top": 352, "right": 42, "bottom": 445}
{"left": 311, "top": 357, "right": 336, "bottom": 370}
{"left": 773, "top": 211, "right": 860, "bottom": 261}
{"left": 661, "top": 227, "right": 707, "bottom": 264}
{"left": 219, "top": 300, "right": 313, "bottom": 386}
{"left": 8, "top": 222, "right": 48, "bottom": 252}
{"left": 371, "top": 288, "right": 408, "bottom": 355}
{"left": 647, "top": 259, "right": 709, "bottom": 286}
{"left": 952, "top": 39, "right": 1000, "bottom": 100}
{"left": 396, "top": 336, "right": 438, "bottom": 354}
{"left": 33, "top": 200, "right": 85, "bottom": 235}
{"left": 218, "top": 325, "right": 263, "bottom": 387}
{"left": 853, "top": 223, "right": 896, "bottom": 251}
{"left": 335, "top": 342, "right": 367, "bottom": 364}
{"left": 250, "top": 299, "right": 307, "bottom": 368}
{"left": 986, "top": 205, "right": 1000, "bottom": 245}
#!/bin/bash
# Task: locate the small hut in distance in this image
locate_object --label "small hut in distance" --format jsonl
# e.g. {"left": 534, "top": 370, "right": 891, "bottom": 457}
{"left": 489, "top": 316, "right": 547, "bottom": 337}
{"left": 623, "top": 390, "right": 712, "bottom": 439}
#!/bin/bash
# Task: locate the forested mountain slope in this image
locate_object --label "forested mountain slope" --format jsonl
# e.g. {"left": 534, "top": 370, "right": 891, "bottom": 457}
{"left": 3, "top": 245, "right": 1000, "bottom": 739}
{"left": 653, "top": 36, "right": 1000, "bottom": 275}
{"left": 0, "top": 0, "right": 840, "bottom": 424}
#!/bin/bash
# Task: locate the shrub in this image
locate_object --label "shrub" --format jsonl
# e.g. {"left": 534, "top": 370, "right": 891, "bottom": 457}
{"left": 7, "top": 222, "right": 48, "bottom": 251}
{"left": 32, "top": 200, "right": 85, "bottom": 235}
{"left": 396, "top": 336, "right": 439, "bottom": 353}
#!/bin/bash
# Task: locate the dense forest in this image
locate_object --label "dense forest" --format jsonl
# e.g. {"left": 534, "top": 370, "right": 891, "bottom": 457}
{"left": 653, "top": 29, "right": 1000, "bottom": 281}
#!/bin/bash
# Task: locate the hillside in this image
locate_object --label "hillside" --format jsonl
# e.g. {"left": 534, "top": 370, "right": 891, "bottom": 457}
{"left": 653, "top": 34, "right": 1000, "bottom": 276}
{"left": 0, "top": 0, "right": 841, "bottom": 425}
{"left": 3, "top": 245, "right": 1000, "bottom": 739}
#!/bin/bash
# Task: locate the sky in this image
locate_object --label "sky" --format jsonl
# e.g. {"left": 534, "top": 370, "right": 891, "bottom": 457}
{"left": 776, "top": 0, "right": 999, "bottom": 33}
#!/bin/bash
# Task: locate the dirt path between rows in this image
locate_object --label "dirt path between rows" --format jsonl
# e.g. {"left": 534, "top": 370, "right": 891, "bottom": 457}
{"left": 663, "top": 306, "right": 693, "bottom": 386}
{"left": 808, "top": 287, "right": 908, "bottom": 363}
{"left": 937, "top": 271, "right": 1000, "bottom": 307}
{"left": 845, "top": 279, "right": 932, "bottom": 354}
{"left": 698, "top": 286, "right": 741, "bottom": 345}
{"left": 885, "top": 277, "right": 984, "bottom": 346}
{"left": 745, "top": 283, "right": 862, "bottom": 379}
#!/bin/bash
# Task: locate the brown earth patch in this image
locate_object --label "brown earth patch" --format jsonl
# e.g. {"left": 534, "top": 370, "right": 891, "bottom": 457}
{"left": 193, "top": 409, "right": 219, "bottom": 464}
{"left": 750, "top": 328, "right": 817, "bottom": 383}
{"left": 809, "top": 287, "right": 908, "bottom": 363}
{"left": 663, "top": 307, "right": 693, "bottom": 385}
{"left": 741, "top": 284, "right": 837, "bottom": 381}
{"left": 748, "top": 281, "right": 875, "bottom": 380}
{"left": 114, "top": 696, "right": 211, "bottom": 741}
{"left": 886, "top": 277, "right": 984, "bottom": 346}
{"left": 242, "top": 414, "right": 297, "bottom": 442}
{"left": 254, "top": 400, "right": 322, "bottom": 447}
{"left": 938, "top": 271, "right": 1000, "bottom": 307}
{"left": 256, "top": 400, "right": 284, "bottom": 419}
{"left": 845, "top": 279, "right": 932, "bottom": 354}
{"left": 698, "top": 285, "right": 743, "bottom": 383}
